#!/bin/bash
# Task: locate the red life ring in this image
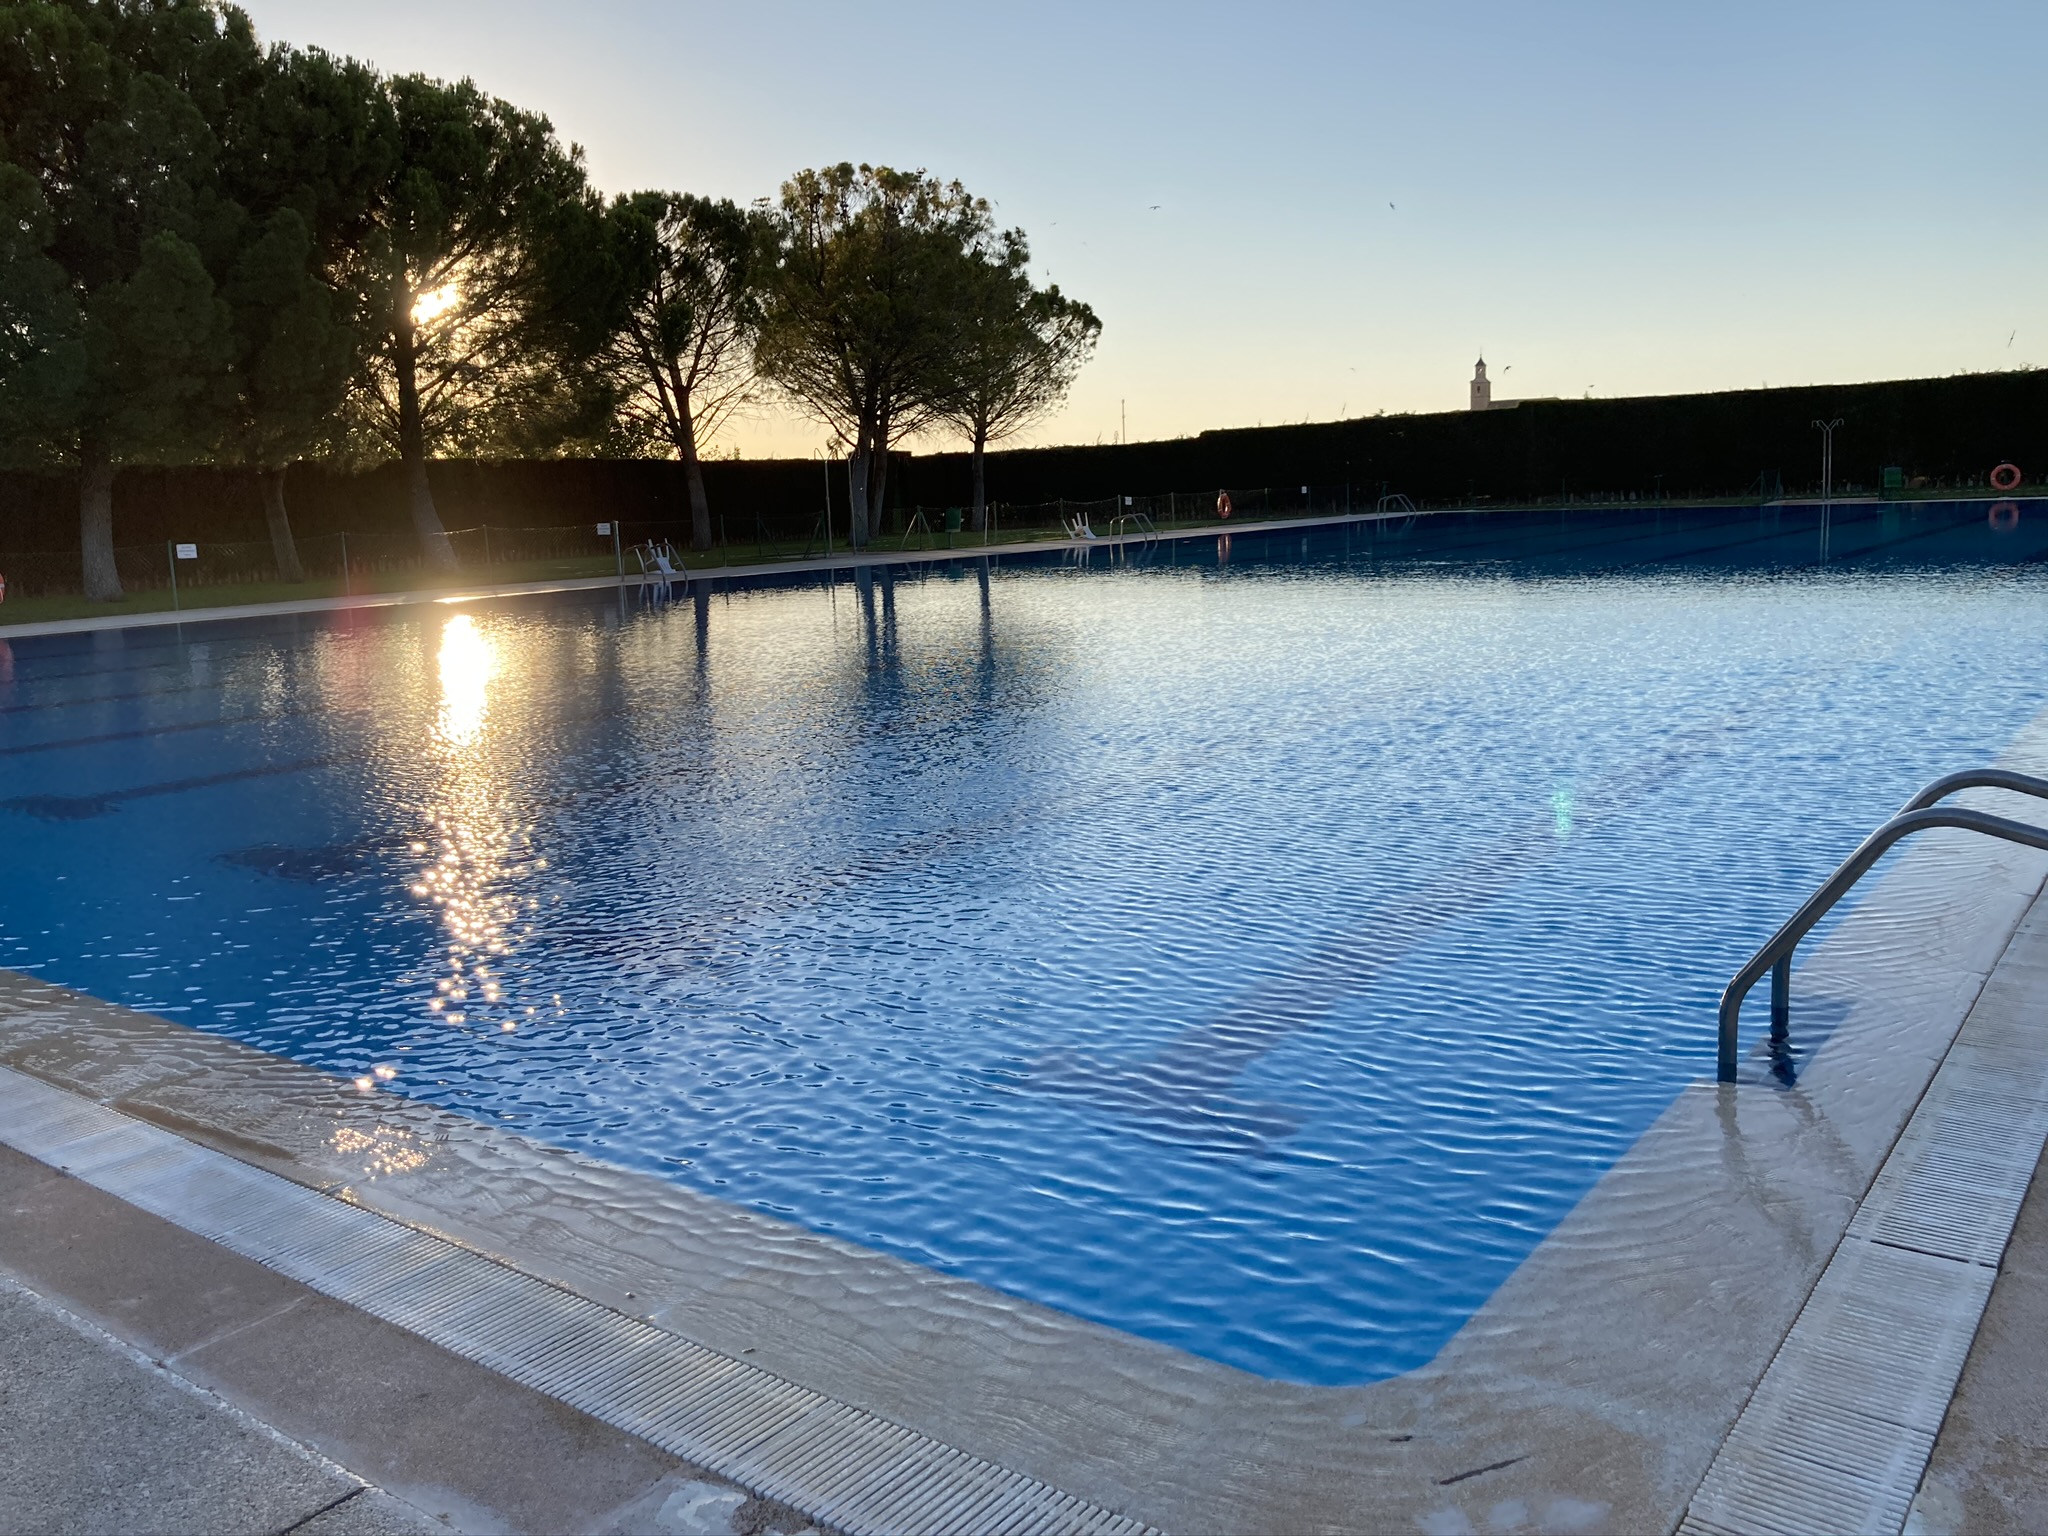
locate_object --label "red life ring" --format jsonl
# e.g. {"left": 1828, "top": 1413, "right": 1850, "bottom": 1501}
{"left": 0, "top": 572, "right": 7, "bottom": 603}
{"left": 1989, "top": 501, "right": 2021, "bottom": 532}
{"left": 1990, "top": 462, "right": 2022, "bottom": 492}
{"left": 1216, "top": 490, "right": 1234, "bottom": 520}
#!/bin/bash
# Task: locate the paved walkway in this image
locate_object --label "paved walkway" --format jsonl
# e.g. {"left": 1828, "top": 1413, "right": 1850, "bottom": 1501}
{"left": 0, "top": 1270, "right": 434, "bottom": 1536}
{"left": 0, "top": 1143, "right": 817, "bottom": 1536}
{"left": 10, "top": 1096, "right": 2046, "bottom": 1534}
{"left": 0, "top": 512, "right": 1371, "bottom": 642}
{"left": 1910, "top": 1140, "right": 2048, "bottom": 1533}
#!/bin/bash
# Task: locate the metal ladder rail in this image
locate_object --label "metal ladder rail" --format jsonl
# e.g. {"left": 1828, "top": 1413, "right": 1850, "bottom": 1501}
{"left": 1899, "top": 766, "right": 2048, "bottom": 814}
{"left": 1716, "top": 769, "right": 2048, "bottom": 1082}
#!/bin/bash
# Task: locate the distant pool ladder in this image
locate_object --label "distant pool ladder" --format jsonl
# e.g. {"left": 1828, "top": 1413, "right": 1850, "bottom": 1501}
{"left": 633, "top": 539, "right": 687, "bottom": 592}
{"left": 1717, "top": 768, "right": 2048, "bottom": 1082}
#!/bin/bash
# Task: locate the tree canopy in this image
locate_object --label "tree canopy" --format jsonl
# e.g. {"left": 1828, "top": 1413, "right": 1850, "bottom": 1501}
{"left": 214, "top": 45, "right": 391, "bottom": 579}
{"left": 757, "top": 164, "right": 999, "bottom": 548}
{"left": 0, "top": 0, "right": 258, "bottom": 596}
{"left": 930, "top": 230, "right": 1100, "bottom": 530}
{"left": 556, "top": 190, "right": 775, "bottom": 551}
{"left": 0, "top": 11, "right": 1098, "bottom": 594}
{"left": 338, "top": 73, "right": 597, "bottom": 568}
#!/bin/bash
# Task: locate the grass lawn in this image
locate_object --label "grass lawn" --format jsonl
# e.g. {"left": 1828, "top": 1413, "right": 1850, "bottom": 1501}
{"left": 0, "top": 525, "right": 1097, "bottom": 628}
{"left": 0, "top": 556, "right": 616, "bottom": 627}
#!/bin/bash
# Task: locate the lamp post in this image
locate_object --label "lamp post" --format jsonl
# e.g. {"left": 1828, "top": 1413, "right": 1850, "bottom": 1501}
{"left": 820, "top": 450, "right": 834, "bottom": 557}
{"left": 1812, "top": 418, "right": 1843, "bottom": 562}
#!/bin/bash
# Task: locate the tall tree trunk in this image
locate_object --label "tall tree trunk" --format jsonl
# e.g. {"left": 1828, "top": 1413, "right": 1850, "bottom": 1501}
{"left": 868, "top": 399, "right": 895, "bottom": 543}
{"left": 871, "top": 447, "right": 891, "bottom": 539}
{"left": 394, "top": 308, "right": 458, "bottom": 571}
{"left": 676, "top": 397, "right": 713, "bottom": 553}
{"left": 262, "top": 464, "right": 305, "bottom": 582}
{"left": 970, "top": 425, "right": 988, "bottom": 532}
{"left": 848, "top": 440, "right": 872, "bottom": 550}
{"left": 79, "top": 449, "right": 122, "bottom": 602}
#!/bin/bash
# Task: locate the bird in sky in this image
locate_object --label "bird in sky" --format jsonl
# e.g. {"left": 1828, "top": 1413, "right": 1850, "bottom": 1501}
{"left": 2009, "top": 330, "right": 2018, "bottom": 346}
{"left": 1149, "top": 204, "right": 1160, "bottom": 210}
{"left": 1388, "top": 202, "right": 1396, "bottom": 209}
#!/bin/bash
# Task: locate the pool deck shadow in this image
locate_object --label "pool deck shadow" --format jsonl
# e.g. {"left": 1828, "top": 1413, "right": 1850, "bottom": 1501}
{"left": 6, "top": 773, "right": 2048, "bottom": 1532}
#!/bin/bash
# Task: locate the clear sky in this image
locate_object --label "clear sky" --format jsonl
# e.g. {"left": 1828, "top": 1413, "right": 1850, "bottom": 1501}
{"left": 246, "top": 0, "right": 2047, "bottom": 459}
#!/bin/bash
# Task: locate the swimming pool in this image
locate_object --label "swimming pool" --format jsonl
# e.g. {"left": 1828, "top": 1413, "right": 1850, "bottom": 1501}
{"left": 3, "top": 502, "right": 2044, "bottom": 1386}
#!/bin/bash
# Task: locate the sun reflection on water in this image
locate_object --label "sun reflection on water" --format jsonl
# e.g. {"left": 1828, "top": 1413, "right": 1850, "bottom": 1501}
{"left": 437, "top": 613, "right": 494, "bottom": 746}
{"left": 330, "top": 1123, "right": 431, "bottom": 1179}
{"left": 408, "top": 613, "right": 546, "bottom": 1037}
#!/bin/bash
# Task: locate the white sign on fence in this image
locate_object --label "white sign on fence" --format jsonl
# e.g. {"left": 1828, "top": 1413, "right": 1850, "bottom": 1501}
{"left": 595, "top": 522, "right": 612, "bottom": 536}
{"left": 175, "top": 543, "right": 198, "bottom": 560}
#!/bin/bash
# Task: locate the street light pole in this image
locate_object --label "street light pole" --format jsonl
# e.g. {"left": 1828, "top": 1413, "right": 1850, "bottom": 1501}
{"left": 821, "top": 451, "right": 834, "bottom": 557}
{"left": 1812, "top": 418, "right": 1843, "bottom": 562}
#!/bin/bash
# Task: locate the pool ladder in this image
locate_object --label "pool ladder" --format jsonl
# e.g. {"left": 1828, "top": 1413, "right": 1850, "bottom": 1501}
{"left": 1718, "top": 767, "right": 2048, "bottom": 1082}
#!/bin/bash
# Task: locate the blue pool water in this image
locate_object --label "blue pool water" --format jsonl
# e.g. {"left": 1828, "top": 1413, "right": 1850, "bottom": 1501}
{"left": 3, "top": 502, "right": 2046, "bottom": 1385}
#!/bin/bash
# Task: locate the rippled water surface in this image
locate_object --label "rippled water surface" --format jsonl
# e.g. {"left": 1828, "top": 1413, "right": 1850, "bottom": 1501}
{"left": 5, "top": 504, "right": 2047, "bottom": 1384}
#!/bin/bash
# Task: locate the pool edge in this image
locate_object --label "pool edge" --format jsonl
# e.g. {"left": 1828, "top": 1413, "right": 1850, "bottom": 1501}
{"left": 7, "top": 705, "right": 2048, "bottom": 1533}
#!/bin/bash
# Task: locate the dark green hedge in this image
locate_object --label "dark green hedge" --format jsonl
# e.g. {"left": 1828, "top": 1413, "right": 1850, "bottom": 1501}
{"left": 3, "top": 368, "right": 2042, "bottom": 550}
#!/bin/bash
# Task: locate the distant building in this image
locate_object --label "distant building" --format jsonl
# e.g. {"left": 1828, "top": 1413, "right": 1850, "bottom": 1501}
{"left": 1470, "top": 357, "right": 1555, "bottom": 412}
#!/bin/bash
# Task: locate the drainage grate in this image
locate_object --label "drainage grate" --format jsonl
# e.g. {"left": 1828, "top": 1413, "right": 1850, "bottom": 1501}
{"left": 1680, "top": 1029, "right": 2048, "bottom": 1536}
{"left": 0, "top": 1067, "right": 1161, "bottom": 1536}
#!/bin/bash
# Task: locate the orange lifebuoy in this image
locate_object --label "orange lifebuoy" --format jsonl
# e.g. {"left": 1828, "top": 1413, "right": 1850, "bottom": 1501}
{"left": 0, "top": 572, "right": 7, "bottom": 604}
{"left": 1216, "top": 490, "right": 1233, "bottom": 521}
{"left": 1990, "top": 462, "right": 2022, "bottom": 492}
{"left": 1989, "top": 501, "right": 2021, "bottom": 532}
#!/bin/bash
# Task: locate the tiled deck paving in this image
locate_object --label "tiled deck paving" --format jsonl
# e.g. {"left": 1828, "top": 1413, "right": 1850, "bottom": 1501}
{"left": 1907, "top": 1138, "right": 2048, "bottom": 1534}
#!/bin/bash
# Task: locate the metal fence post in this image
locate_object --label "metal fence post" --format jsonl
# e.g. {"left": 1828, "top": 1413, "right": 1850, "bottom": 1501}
{"left": 167, "top": 541, "right": 179, "bottom": 610}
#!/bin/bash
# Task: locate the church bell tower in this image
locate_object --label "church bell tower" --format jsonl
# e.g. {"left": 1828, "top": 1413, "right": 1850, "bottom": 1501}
{"left": 1470, "top": 357, "right": 1491, "bottom": 412}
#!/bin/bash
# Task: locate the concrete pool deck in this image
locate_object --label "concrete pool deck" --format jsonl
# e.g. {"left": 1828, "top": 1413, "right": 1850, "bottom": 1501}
{"left": 0, "top": 1265, "right": 442, "bottom": 1536}
{"left": 0, "top": 510, "right": 1386, "bottom": 644}
{"left": 6, "top": 749, "right": 2048, "bottom": 1533}
{"left": 0, "top": 1149, "right": 818, "bottom": 1536}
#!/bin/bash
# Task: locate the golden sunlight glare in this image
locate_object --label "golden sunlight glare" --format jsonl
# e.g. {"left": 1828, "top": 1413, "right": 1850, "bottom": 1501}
{"left": 410, "top": 283, "right": 460, "bottom": 328}
{"left": 437, "top": 613, "right": 495, "bottom": 747}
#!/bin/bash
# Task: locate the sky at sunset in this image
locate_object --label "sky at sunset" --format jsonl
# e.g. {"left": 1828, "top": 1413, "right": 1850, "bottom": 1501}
{"left": 248, "top": 0, "right": 2048, "bottom": 459}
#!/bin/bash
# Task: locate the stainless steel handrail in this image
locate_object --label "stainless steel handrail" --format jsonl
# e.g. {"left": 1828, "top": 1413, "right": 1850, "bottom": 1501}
{"left": 1716, "top": 769, "right": 2048, "bottom": 1082}
{"left": 1899, "top": 767, "right": 2048, "bottom": 814}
